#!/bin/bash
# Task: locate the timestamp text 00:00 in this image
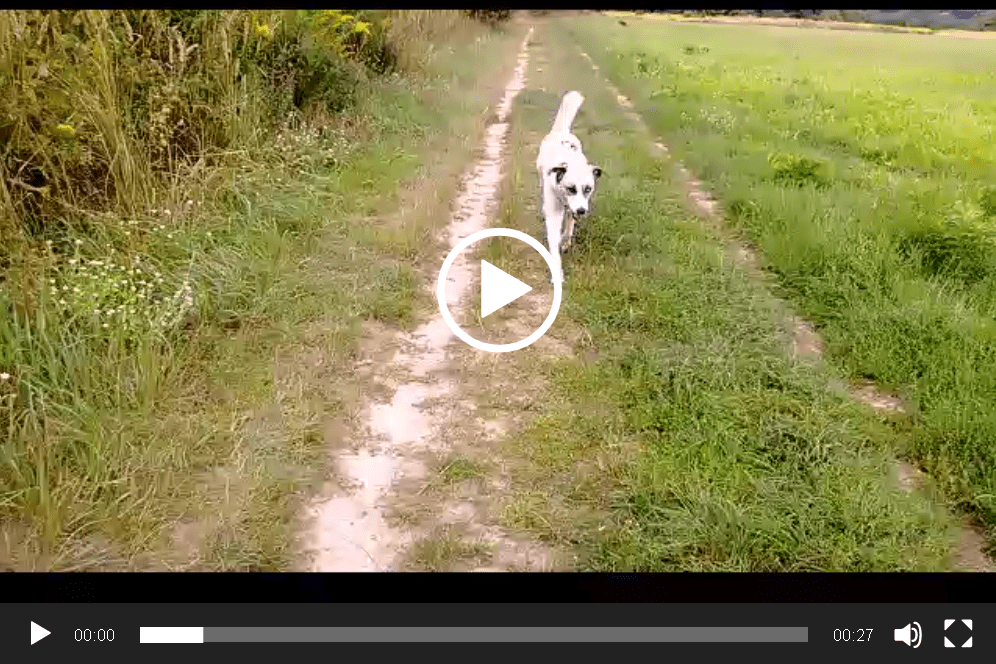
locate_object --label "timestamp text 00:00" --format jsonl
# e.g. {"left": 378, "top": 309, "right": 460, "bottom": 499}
{"left": 75, "top": 629, "right": 115, "bottom": 642}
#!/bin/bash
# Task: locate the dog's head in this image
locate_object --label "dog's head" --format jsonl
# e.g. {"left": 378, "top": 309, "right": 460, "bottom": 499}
{"left": 549, "top": 160, "right": 602, "bottom": 218}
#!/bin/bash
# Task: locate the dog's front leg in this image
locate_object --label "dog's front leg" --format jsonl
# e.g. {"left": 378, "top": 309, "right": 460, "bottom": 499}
{"left": 562, "top": 214, "right": 577, "bottom": 253}
{"left": 543, "top": 195, "right": 566, "bottom": 285}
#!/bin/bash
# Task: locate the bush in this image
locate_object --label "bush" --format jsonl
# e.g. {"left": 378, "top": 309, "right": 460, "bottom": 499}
{"left": 841, "top": 10, "right": 869, "bottom": 23}
{"left": 465, "top": 10, "right": 512, "bottom": 27}
{"left": 979, "top": 186, "right": 996, "bottom": 217}
{"left": 0, "top": 10, "right": 400, "bottom": 262}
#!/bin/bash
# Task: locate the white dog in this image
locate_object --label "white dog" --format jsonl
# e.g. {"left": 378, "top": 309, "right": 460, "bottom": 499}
{"left": 536, "top": 90, "right": 602, "bottom": 285}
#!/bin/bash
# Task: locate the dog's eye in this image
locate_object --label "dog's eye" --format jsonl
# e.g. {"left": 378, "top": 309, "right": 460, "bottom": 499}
{"left": 583, "top": 186, "right": 591, "bottom": 195}
{"left": 566, "top": 186, "right": 577, "bottom": 195}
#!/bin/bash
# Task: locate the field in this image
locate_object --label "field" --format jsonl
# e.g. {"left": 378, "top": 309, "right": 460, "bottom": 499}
{"left": 566, "top": 13, "right": 996, "bottom": 555}
{"left": 452, "top": 20, "right": 954, "bottom": 571}
{"left": 2, "top": 11, "right": 993, "bottom": 571}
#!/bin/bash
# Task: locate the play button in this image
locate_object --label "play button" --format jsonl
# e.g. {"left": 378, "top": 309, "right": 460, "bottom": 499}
{"left": 437, "top": 228, "right": 562, "bottom": 353}
{"left": 480, "top": 260, "right": 532, "bottom": 318}
{"left": 31, "top": 622, "right": 50, "bottom": 645}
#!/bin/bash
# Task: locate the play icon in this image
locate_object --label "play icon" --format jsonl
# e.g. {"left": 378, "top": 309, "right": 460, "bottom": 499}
{"left": 436, "top": 227, "right": 562, "bottom": 353}
{"left": 480, "top": 260, "right": 532, "bottom": 318}
{"left": 31, "top": 621, "right": 50, "bottom": 645}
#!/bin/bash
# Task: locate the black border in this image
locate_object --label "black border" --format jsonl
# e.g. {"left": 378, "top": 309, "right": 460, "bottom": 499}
{"left": 4, "top": 573, "right": 996, "bottom": 603}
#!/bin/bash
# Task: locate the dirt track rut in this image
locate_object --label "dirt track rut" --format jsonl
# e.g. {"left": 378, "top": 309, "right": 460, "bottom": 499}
{"left": 298, "top": 26, "right": 556, "bottom": 572}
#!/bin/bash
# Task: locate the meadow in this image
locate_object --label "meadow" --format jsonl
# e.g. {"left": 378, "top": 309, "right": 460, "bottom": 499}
{"left": 567, "top": 14, "right": 996, "bottom": 554}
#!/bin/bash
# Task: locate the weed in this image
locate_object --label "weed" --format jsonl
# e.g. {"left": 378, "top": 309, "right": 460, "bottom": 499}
{"left": 979, "top": 186, "right": 996, "bottom": 217}
{"left": 768, "top": 153, "right": 828, "bottom": 187}
{"left": 898, "top": 215, "right": 996, "bottom": 284}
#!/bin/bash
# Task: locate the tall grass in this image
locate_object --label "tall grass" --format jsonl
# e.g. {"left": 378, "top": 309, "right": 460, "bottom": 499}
{"left": 0, "top": 9, "right": 508, "bottom": 569}
{"left": 0, "top": 11, "right": 393, "bottom": 247}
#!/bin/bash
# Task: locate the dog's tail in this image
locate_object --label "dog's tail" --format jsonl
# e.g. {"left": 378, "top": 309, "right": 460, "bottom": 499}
{"left": 552, "top": 91, "right": 584, "bottom": 134}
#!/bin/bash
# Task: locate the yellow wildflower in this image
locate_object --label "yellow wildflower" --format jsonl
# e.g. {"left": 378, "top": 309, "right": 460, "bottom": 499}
{"left": 255, "top": 22, "right": 273, "bottom": 40}
{"left": 55, "top": 123, "right": 76, "bottom": 139}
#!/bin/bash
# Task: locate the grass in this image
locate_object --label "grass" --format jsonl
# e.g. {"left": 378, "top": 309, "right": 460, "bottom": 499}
{"left": 0, "top": 11, "right": 524, "bottom": 570}
{"left": 478, "top": 20, "right": 958, "bottom": 570}
{"left": 404, "top": 526, "right": 492, "bottom": 571}
{"left": 564, "top": 14, "right": 996, "bottom": 553}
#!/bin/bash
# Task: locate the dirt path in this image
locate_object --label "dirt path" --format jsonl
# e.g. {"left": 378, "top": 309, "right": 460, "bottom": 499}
{"left": 297, "top": 26, "right": 559, "bottom": 572}
{"left": 575, "top": 46, "right": 995, "bottom": 573}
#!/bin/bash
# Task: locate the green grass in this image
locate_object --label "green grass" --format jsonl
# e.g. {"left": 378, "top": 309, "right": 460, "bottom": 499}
{"left": 0, "top": 13, "right": 525, "bottom": 570}
{"left": 483, "top": 20, "right": 957, "bottom": 570}
{"left": 565, "top": 13, "right": 996, "bottom": 553}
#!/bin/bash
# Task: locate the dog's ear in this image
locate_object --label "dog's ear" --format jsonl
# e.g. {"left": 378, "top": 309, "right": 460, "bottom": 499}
{"left": 591, "top": 166, "right": 602, "bottom": 179}
{"left": 548, "top": 164, "right": 568, "bottom": 184}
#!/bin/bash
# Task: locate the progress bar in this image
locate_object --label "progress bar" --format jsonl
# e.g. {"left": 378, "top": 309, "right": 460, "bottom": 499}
{"left": 140, "top": 627, "right": 808, "bottom": 643}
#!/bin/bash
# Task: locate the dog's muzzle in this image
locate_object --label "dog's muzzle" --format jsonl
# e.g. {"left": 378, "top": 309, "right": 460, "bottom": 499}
{"left": 573, "top": 208, "right": 587, "bottom": 217}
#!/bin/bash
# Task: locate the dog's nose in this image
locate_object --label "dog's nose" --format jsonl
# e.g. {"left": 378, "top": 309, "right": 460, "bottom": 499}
{"left": 574, "top": 208, "right": 587, "bottom": 216}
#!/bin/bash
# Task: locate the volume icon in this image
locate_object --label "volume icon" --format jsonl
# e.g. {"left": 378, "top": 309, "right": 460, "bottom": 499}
{"left": 895, "top": 622, "right": 922, "bottom": 648}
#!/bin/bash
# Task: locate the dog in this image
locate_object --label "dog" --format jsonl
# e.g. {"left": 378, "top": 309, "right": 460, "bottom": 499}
{"left": 536, "top": 91, "right": 602, "bottom": 285}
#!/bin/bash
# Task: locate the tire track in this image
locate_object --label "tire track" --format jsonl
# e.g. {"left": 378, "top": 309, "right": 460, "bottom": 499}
{"left": 299, "top": 28, "right": 543, "bottom": 572}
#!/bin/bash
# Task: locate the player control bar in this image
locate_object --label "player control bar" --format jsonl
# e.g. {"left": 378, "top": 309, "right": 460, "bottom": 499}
{"left": 140, "top": 626, "right": 808, "bottom": 643}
